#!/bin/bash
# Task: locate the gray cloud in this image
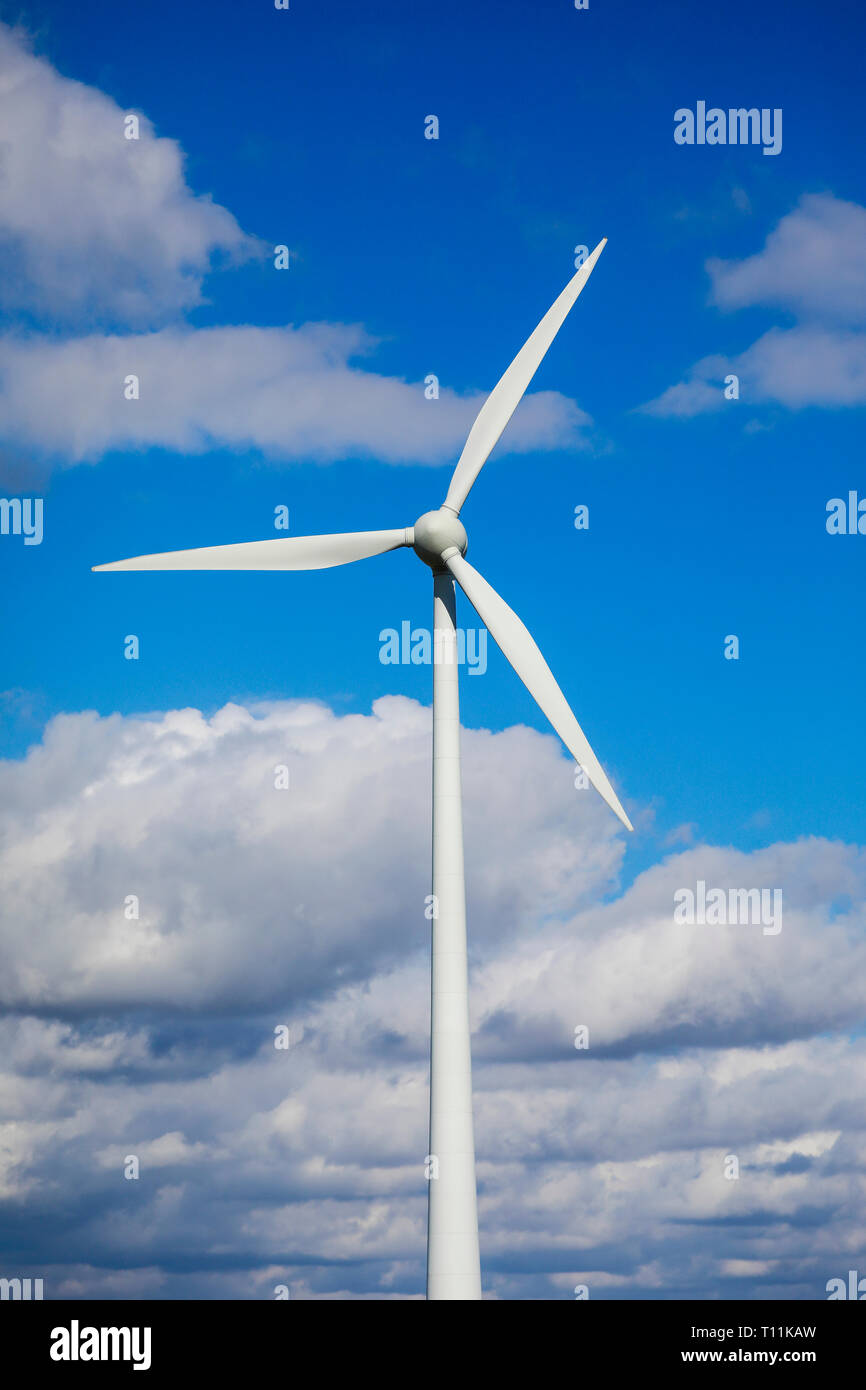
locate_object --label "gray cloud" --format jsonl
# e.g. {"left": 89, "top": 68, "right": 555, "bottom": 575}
{"left": 1, "top": 700, "right": 864, "bottom": 1298}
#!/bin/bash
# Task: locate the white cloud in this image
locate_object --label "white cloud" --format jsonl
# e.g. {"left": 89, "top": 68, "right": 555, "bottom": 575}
{"left": 642, "top": 327, "right": 866, "bottom": 417}
{"left": 0, "top": 324, "right": 592, "bottom": 465}
{"left": 0, "top": 23, "right": 593, "bottom": 470}
{"left": 1, "top": 699, "right": 865, "bottom": 1296}
{"left": 640, "top": 361, "right": 730, "bottom": 418}
{"left": 472, "top": 838, "right": 866, "bottom": 1056}
{"left": 641, "top": 194, "right": 866, "bottom": 416}
{"left": 0, "top": 698, "right": 622, "bottom": 1011}
{"left": 708, "top": 194, "right": 866, "bottom": 323}
{"left": 0, "top": 25, "right": 258, "bottom": 327}
{"left": 2, "top": 697, "right": 863, "bottom": 1058}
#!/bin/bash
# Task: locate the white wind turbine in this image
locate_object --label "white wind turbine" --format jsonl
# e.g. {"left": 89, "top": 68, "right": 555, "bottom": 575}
{"left": 94, "top": 237, "right": 632, "bottom": 1300}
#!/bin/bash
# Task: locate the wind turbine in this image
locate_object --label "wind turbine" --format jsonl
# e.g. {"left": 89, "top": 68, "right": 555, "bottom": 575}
{"left": 93, "top": 237, "right": 632, "bottom": 1301}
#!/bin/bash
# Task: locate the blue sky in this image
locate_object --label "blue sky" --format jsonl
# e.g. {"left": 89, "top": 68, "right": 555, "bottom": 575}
{"left": 3, "top": 0, "right": 865, "bottom": 859}
{"left": 1, "top": 0, "right": 865, "bottom": 1301}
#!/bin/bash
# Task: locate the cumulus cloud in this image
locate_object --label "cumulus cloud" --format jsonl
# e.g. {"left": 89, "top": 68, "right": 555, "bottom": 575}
{"left": 0, "top": 325, "right": 591, "bottom": 466}
{"left": 0, "top": 25, "right": 258, "bottom": 327}
{"left": 707, "top": 194, "right": 866, "bottom": 324}
{"left": 473, "top": 839, "right": 866, "bottom": 1058}
{"left": 1, "top": 699, "right": 864, "bottom": 1298}
{"left": 0, "top": 698, "right": 623, "bottom": 1012}
{"left": 641, "top": 194, "right": 866, "bottom": 416}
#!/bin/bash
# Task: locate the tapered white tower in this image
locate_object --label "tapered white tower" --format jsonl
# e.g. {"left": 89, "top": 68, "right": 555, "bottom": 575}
{"left": 427, "top": 570, "right": 481, "bottom": 1299}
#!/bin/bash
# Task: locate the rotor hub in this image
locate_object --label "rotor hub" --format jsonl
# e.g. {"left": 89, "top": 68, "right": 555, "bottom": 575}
{"left": 412, "top": 509, "right": 468, "bottom": 569}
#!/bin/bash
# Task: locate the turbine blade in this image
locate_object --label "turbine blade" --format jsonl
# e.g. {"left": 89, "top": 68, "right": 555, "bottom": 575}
{"left": 443, "top": 239, "right": 607, "bottom": 515}
{"left": 444, "top": 550, "right": 632, "bottom": 830}
{"left": 93, "top": 528, "right": 412, "bottom": 572}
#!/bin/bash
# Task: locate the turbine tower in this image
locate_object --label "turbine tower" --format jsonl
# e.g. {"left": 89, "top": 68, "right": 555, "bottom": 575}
{"left": 94, "top": 238, "right": 632, "bottom": 1300}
